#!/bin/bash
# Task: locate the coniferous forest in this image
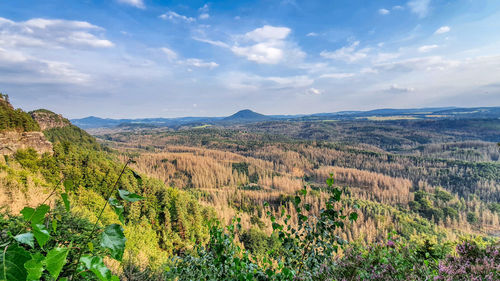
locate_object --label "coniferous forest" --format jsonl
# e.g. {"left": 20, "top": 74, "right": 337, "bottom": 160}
{"left": 0, "top": 95, "right": 499, "bottom": 280}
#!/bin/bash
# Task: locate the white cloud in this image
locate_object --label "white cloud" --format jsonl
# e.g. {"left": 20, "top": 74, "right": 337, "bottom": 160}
{"left": 374, "top": 52, "right": 401, "bottom": 63}
{"left": 198, "top": 4, "right": 210, "bottom": 19}
{"left": 375, "top": 56, "right": 459, "bottom": 72}
{"left": 183, "top": 58, "right": 218, "bottom": 69}
{"left": 199, "top": 4, "right": 209, "bottom": 12}
{"left": 320, "top": 41, "right": 370, "bottom": 63}
{"left": 306, "top": 88, "right": 323, "bottom": 95}
{"left": 435, "top": 26, "right": 450, "bottom": 34}
{"left": 378, "top": 9, "right": 390, "bottom": 15}
{"left": 0, "top": 47, "right": 90, "bottom": 84}
{"left": 23, "top": 18, "right": 99, "bottom": 29}
{"left": 197, "top": 25, "right": 304, "bottom": 65}
{"left": 160, "top": 47, "right": 178, "bottom": 61}
{"left": 222, "top": 72, "right": 313, "bottom": 90}
{"left": 244, "top": 25, "right": 291, "bottom": 42}
{"left": 418, "top": 44, "right": 439, "bottom": 53}
{"left": 116, "top": 0, "right": 145, "bottom": 9}
{"left": 306, "top": 32, "right": 318, "bottom": 37}
{"left": 231, "top": 44, "right": 284, "bottom": 64}
{"left": 320, "top": 73, "right": 355, "bottom": 79}
{"left": 160, "top": 47, "right": 217, "bottom": 69}
{"left": 192, "top": 37, "right": 229, "bottom": 48}
{"left": 360, "top": 67, "right": 378, "bottom": 74}
{"left": 385, "top": 84, "right": 415, "bottom": 94}
{"left": 392, "top": 5, "right": 405, "bottom": 10}
{"left": 0, "top": 17, "right": 113, "bottom": 49}
{"left": 159, "top": 11, "right": 195, "bottom": 23}
{"left": 407, "top": 0, "right": 431, "bottom": 18}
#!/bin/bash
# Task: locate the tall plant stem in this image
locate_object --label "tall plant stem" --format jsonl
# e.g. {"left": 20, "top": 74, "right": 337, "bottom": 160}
{"left": 69, "top": 160, "right": 130, "bottom": 280}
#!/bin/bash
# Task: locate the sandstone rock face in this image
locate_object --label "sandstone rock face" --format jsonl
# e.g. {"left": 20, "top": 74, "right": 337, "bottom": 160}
{"left": 0, "top": 131, "right": 53, "bottom": 155}
{"left": 31, "top": 110, "right": 70, "bottom": 130}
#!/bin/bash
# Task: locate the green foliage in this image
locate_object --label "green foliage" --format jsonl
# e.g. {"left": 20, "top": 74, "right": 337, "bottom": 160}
{"left": 154, "top": 187, "right": 214, "bottom": 252}
{"left": 466, "top": 212, "right": 478, "bottom": 224}
{"left": 0, "top": 165, "right": 143, "bottom": 280}
{"left": 14, "top": 233, "right": 34, "bottom": 248}
{"left": 166, "top": 220, "right": 267, "bottom": 281}
{"left": 24, "top": 252, "right": 44, "bottom": 280}
{"left": 240, "top": 227, "right": 280, "bottom": 257}
{"left": 44, "top": 125, "right": 102, "bottom": 151}
{"left": 167, "top": 174, "right": 359, "bottom": 280}
{"left": 330, "top": 236, "right": 449, "bottom": 280}
{"left": 20, "top": 204, "right": 50, "bottom": 225}
{"left": 232, "top": 162, "right": 250, "bottom": 176}
{"left": 100, "top": 224, "right": 126, "bottom": 261}
{"left": 14, "top": 149, "right": 40, "bottom": 172}
{"left": 118, "top": 189, "right": 144, "bottom": 202}
{"left": 45, "top": 247, "right": 69, "bottom": 279}
{"left": 31, "top": 224, "right": 50, "bottom": 248}
{"left": 434, "top": 188, "right": 453, "bottom": 202}
{"left": 79, "top": 255, "right": 119, "bottom": 281}
{"left": 123, "top": 221, "right": 166, "bottom": 270}
{"left": 0, "top": 94, "right": 40, "bottom": 132}
{"left": 13, "top": 149, "right": 60, "bottom": 185}
{"left": 0, "top": 244, "right": 31, "bottom": 281}
{"left": 410, "top": 190, "right": 460, "bottom": 222}
{"left": 4, "top": 129, "right": 215, "bottom": 276}
{"left": 487, "top": 202, "right": 500, "bottom": 213}
{"left": 61, "top": 193, "right": 71, "bottom": 212}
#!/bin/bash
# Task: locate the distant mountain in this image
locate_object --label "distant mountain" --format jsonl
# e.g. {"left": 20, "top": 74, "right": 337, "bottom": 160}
{"left": 223, "top": 109, "right": 270, "bottom": 122}
{"left": 71, "top": 106, "right": 500, "bottom": 129}
{"left": 71, "top": 116, "right": 125, "bottom": 129}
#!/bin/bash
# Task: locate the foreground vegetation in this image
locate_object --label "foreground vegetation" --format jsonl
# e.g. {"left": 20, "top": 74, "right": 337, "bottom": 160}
{"left": 0, "top": 97, "right": 498, "bottom": 280}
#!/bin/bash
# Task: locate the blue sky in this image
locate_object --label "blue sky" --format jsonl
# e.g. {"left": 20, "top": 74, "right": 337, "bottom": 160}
{"left": 1, "top": 0, "right": 500, "bottom": 118}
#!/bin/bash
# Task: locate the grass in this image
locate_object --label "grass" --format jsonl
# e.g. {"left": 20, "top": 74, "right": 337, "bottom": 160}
{"left": 192, "top": 124, "right": 212, "bottom": 129}
{"left": 360, "top": 116, "right": 420, "bottom": 121}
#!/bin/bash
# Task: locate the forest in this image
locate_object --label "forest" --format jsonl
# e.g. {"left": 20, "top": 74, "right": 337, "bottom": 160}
{"left": 0, "top": 98, "right": 499, "bottom": 280}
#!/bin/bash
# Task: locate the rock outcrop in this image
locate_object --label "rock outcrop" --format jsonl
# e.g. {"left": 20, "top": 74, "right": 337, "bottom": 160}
{"left": 31, "top": 110, "right": 70, "bottom": 130}
{"left": 0, "top": 131, "right": 53, "bottom": 155}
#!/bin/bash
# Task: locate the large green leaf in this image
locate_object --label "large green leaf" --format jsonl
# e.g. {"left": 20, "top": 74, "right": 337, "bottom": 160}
{"left": 45, "top": 247, "right": 69, "bottom": 279}
{"left": 100, "top": 224, "right": 126, "bottom": 261}
{"left": 63, "top": 179, "right": 74, "bottom": 191}
{"left": 131, "top": 170, "right": 142, "bottom": 185}
{"left": 14, "top": 232, "right": 34, "bottom": 248}
{"left": 79, "top": 255, "right": 114, "bottom": 281}
{"left": 61, "top": 193, "right": 71, "bottom": 212}
{"left": 21, "top": 204, "right": 50, "bottom": 225}
{"left": 108, "top": 197, "right": 124, "bottom": 224}
{"left": 24, "top": 252, "right": 45, "bottom": 281}
{"left": 20, "top": 207, "right": 35, "bottom": 221}
{"left": 0, "top": 244, "right": 31, "bottom": 281}
{"left": 52, "top": 219, "right": 57, "bottom": 233}
{"left": 118, "top": 189, "right": 144, "bottom": 202}
{"left": 32, "top": 224, "right": 50, "bottom": 248}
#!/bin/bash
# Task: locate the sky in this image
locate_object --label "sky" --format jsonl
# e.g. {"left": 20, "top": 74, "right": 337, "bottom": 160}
{"left": 1, "top": 0, "right": 500, "bottom": 118}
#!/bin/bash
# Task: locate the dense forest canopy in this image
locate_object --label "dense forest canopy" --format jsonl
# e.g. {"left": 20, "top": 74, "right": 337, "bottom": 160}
{"left": 0, "top": 97, "right": 498, "bottom": 280}
{"left": 0, "top": 93, "right": 40, "bottom": 132}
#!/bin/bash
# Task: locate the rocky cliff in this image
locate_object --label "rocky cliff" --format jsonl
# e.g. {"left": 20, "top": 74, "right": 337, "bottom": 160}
{"left": 30, "top": 109, "right": 70, "bottom": 130}
{"left": 0, "top": 131, "right": 53, "bottom": 155}
{"left": 0, "top": 97, "right": 55, "bottom": 155}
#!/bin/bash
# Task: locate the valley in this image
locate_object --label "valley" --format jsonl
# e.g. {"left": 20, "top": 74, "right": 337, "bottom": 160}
{"left": 94, "top": 117, "right": 500, "bottom": 242}
{"left": 1, "top": 95, "right": 499, "bottom": 280}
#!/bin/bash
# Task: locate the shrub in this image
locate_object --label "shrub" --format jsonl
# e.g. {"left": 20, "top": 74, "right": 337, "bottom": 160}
{"left": 435, "top": 241, "right": 500, "bottom": 281}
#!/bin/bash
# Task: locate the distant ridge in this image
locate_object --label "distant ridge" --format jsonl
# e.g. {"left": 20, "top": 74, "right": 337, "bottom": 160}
{"left": 70, "top": 106, "right": 500, "bottom": 129}
{"left": 223, "top": 109, "right": 269, "bottom": 121}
